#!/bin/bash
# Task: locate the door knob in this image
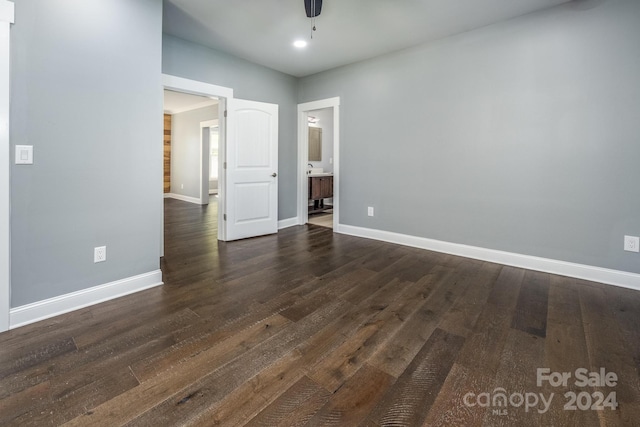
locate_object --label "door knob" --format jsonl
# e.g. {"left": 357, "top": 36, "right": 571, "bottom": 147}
{"left": 271, "top": 173, "right": 277, "bottom": 177}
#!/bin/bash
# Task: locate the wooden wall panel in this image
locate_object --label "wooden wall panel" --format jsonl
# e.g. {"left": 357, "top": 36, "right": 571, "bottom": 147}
{"left": 163, "top": 114, "right": 171, "bottom": 193}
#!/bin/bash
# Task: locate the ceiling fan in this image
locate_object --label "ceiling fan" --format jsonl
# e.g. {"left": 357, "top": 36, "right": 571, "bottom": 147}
{"left": 304, "top": 0, "right": 323, "bottom": 38}
{"left": 304, "top": 0, "right": 323, "bottom": 18}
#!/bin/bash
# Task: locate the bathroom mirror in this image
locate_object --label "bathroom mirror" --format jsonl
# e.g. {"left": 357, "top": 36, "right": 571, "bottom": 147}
{"left": 308, "top": 127, "right": 322, "bottom": 161}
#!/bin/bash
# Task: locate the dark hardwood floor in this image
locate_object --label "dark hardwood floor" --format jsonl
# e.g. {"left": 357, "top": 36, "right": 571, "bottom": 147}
{"left": 1, "top": 198, "right": 639, "bottom": 426}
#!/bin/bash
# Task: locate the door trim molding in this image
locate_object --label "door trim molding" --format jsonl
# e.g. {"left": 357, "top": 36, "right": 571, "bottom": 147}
{"left": 162, "top": 74, "right": 233, "bottom": 242}
{"left": 0, "top": 0, "right": 14, "bottom": 332}
{"left": 297, "top": 97, "right": 340, "bottom": 229}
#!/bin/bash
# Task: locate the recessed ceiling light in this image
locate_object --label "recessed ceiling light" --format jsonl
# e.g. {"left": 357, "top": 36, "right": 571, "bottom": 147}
{"left": 293, "top": 40, "right": 307, "bottom": 48}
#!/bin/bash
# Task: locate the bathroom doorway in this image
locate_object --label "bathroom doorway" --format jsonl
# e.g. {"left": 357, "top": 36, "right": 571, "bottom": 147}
{"left": 297, "top": 97, "right": 340, "bottom": 230}
{"left": 307, "top": 108, "right": 334, "bottom": 228}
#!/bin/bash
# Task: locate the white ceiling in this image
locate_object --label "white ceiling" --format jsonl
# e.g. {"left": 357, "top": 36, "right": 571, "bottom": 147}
{"left": 163, "top": 0, "right": 573, "bottom": 77}
{"left": 164, "top": 89, "right": 218, "bottom": 114}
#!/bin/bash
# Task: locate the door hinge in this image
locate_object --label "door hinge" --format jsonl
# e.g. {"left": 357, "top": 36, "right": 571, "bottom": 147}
{"left": 224, "top": 110, "right": 227, "bottom": 118}
{"left": 223, "top": 162, "right": 227, "bottom": 169}
{"left": 223, "top": 214, "right": 227, "bottom": 221}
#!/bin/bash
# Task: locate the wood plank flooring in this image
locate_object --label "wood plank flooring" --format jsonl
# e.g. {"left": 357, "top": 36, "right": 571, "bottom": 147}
{"left": 1, "top": 198, "right": 639, "bottom": 426}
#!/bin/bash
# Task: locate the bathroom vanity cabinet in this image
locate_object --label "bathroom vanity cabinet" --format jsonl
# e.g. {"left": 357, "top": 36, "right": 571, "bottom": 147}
{"left": 308, "top": 175, "right": 333, "bottom": 213}
{"left": 309, "top": 176, "right": 333, "bottom": 200}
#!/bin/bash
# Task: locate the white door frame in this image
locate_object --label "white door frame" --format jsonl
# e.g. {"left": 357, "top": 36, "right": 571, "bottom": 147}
{"left": 297, "top": 97, "right": 340, "bottom": 229}
{"left": 199, "top": 119, "right": 218, "bottom": 205}
{"left": 162, "top": 74, "right": 233, "bottom": 242}
{"left": 0, "top": 0, "right": 14, "bottom": 332}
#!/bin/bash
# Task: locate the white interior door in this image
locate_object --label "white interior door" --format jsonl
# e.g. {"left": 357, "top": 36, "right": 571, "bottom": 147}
{"left": 225, "top": 99, "right": 278, "bottom": 241}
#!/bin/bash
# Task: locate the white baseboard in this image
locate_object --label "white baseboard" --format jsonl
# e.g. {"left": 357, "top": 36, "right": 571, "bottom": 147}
{"left": 164, "top": 193, "right": 201, "bottom": 204}
{"left": 278, "top": 217, "right": 298, "bottom": 230}
{"left": 337, "top": 224, "right": 640, "bottom": 292}
{"left": 9, "top": 270, "right": 163, "bottom": 329}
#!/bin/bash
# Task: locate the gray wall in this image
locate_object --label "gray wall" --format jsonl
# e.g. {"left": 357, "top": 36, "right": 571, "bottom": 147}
{"left": 170, "top": 105, "right": 217, "bottom": 199}
{"left": 162, "top": 34, "right": 299, "bottom": 220}
{"left": 299, "top": 0, "right": 640, "bottom": 274}
{"left": 10, "top": 0, "right": 163, "bottom": 306}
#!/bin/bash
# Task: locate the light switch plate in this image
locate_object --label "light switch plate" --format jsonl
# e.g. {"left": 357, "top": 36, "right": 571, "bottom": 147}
{"left": 15, "top": 145, "right": 33, "bottom": 165}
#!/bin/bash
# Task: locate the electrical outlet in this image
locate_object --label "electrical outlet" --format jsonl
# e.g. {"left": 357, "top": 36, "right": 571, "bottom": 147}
{"left": 624, "top": 236, "right": 639, "bottom": 253}
{"left": 94, "top": 246, "right": 107, "bottom": 263}
{"left": 367, "top": 207, "right": 374, "bottom": 217}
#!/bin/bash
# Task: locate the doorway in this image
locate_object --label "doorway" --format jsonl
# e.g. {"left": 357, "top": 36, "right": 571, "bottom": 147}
{"left": 162, "top": 74, "right": 232, "bottom": 249}
{"left": 307, "top": 107, "right": 335, "bottom": 228}
{"left": 297, "top": 97, "right": 340, "bottom": 230}
{"left": 162, "top": 74, "right": 280, "bottom": 248}
{"left": 164, "top": 90, "right": 219, "bottom": 205}
{"left": 198, "top": 119, "right": 220, "bottom": 205}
